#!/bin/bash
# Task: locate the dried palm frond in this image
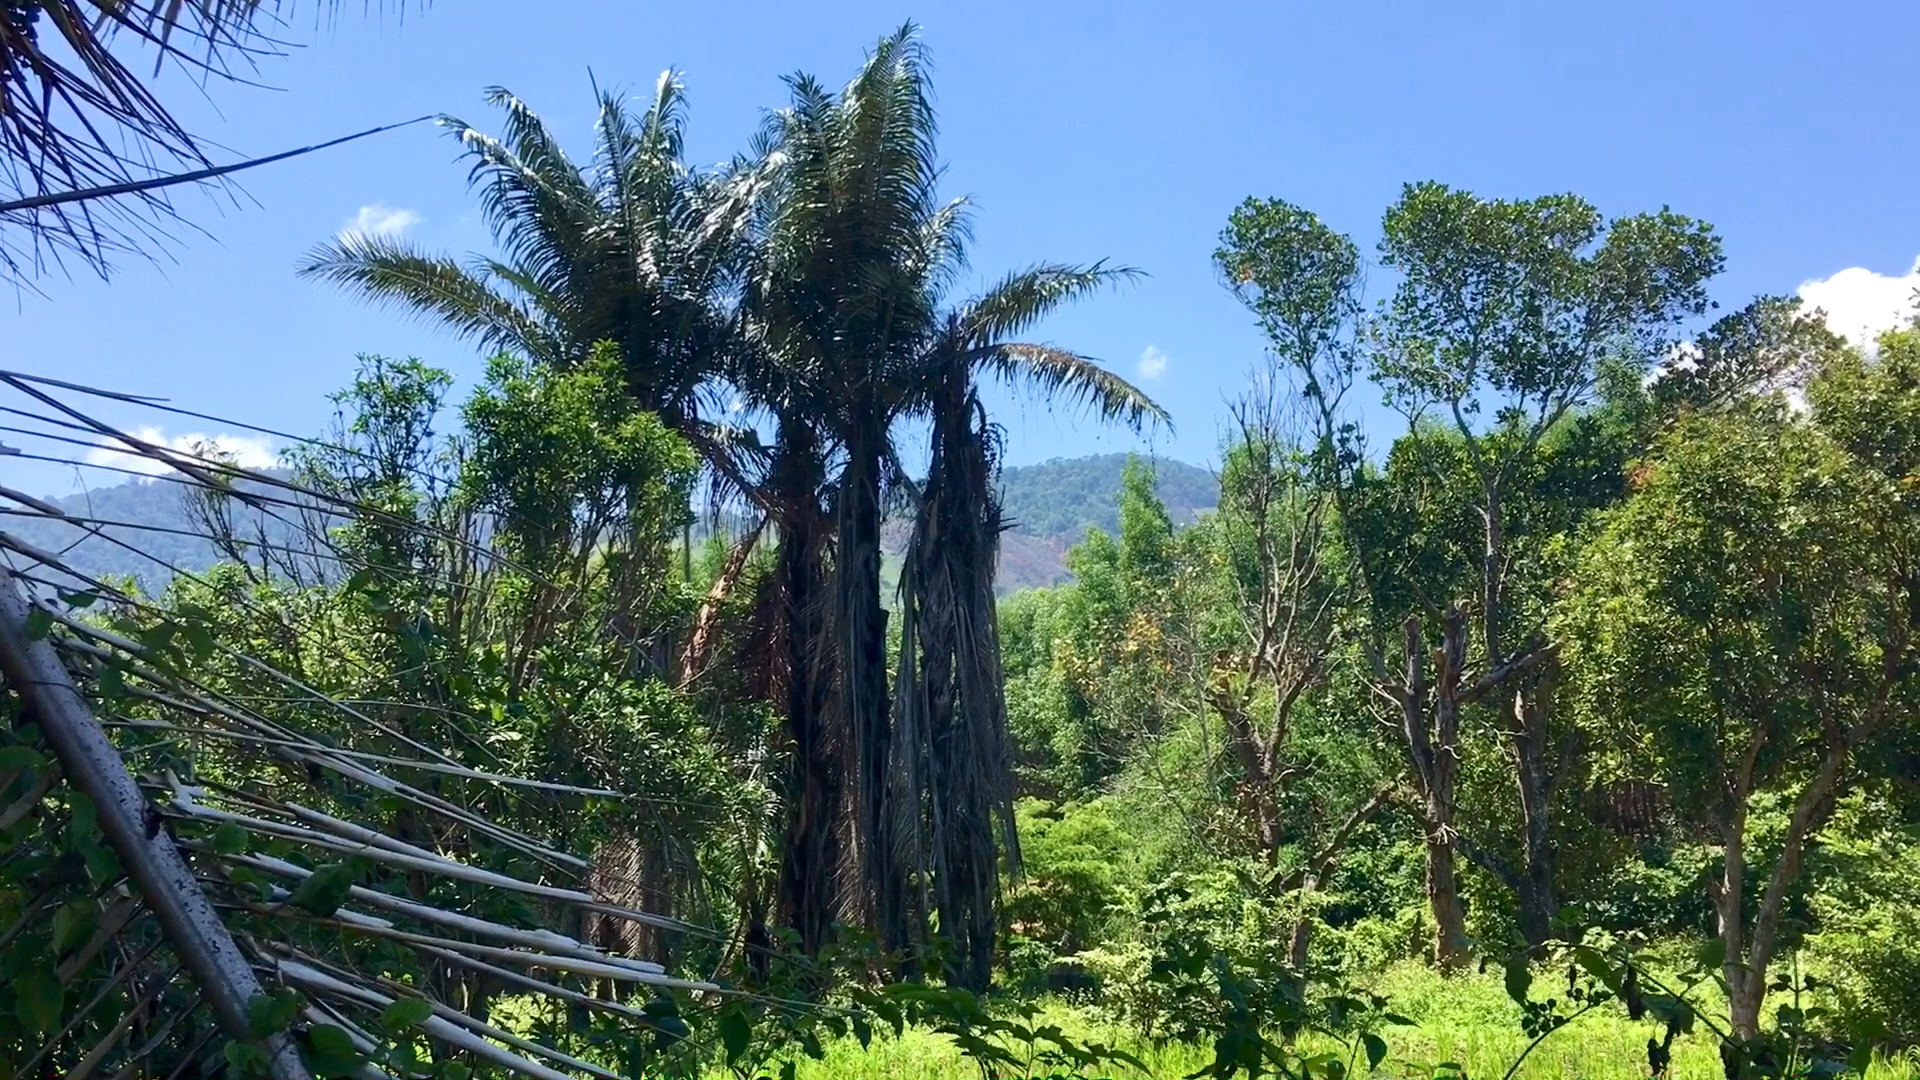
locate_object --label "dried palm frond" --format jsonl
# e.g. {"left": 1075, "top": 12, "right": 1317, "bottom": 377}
{"left": 889, "top": 362, "right": 1017, "bottom": 992}
{"left": 0, "top": 2, "right": 419, "bottom": 284}
{"left": 0, "top": 372, "right": 750, "bottom": 1080}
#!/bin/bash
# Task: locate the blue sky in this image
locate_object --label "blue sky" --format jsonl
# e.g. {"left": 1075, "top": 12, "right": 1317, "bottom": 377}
{"left": 6, "top": 0, "right": 1918, "bottom": 497}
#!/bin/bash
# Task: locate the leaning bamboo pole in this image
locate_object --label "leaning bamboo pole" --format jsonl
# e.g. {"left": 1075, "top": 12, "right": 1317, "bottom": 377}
{"left": 0, "top": 567, "right": 314, "bottom": 1080}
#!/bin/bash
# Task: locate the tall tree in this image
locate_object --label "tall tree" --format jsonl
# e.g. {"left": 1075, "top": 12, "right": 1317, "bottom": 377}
{"left": 742, "top": 24, "right": 1161, "bottom": 965}
{"left": 1558, "top": 332, "right": 1920, "bottom": 1038}
{"left": 1217, "top": 186, "right": 1723, "bottom": 959}
{"left": 300, "top": 75, "right": 750, "bottom": 486}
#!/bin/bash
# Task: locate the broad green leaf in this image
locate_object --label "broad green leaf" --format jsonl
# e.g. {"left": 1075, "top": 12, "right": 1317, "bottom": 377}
{"left": 717, "top": 1007, "right": 751, "bottom": 1065}
{"left": 1695, "top": 937, "right": 1728, "bottom": 973}
{"left": 50, "top": 901, "right": 97, "bottom": 956}
{"left": 0, "top": 746, "right": 47, "bottom": 771}
{"left": 381, "top": 996, "right": 433, "bottom": 1031}
{"left": 285, "top": 862, "right": 356, "bottom": 917}
{"left": 1502, "top": 956, "right": 1532, "bottom": 1004}
{"left": 1363, "top": 1031, "right": 1388, "bottom": 1071}
{"left": 303, "top": 1023, "right": 363, "bottom": 1078}
{"left": 225, "top": 1041, "right": 270, "bottom": 1076}
{"left": 13, "top": 967, "right": 63, "bottom": 1034}
{"left": 1572, "top": 944, "right": 1622, "bottom": 993}
{"left": 213, "top": 821, "right": 251, "bottom": 856}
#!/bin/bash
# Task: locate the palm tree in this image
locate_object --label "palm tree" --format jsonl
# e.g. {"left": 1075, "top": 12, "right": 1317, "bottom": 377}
{"left": 892, "top": 271, "right": 1166, "bottom": 988}
{"left": 741, "top": 24, "right": 1166, "bottom": 969}
{"left": 299, "top": 74, "right": 751, "bottom": 491}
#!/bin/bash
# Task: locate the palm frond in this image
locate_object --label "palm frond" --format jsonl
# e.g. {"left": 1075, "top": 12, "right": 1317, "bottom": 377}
{"left": 960, "top": 262, "right": 1143, "bottom": 344}
{"left": 975, "top": 342, "right": 1170, "bottom": 433}
{"left": 441, "top": 92, "right": 599, "bottom": 301}
{"left": 297, "top": 232, "right": 564, "bottom": 364}
{"left": 0, "top": 2, "right": 417, "bottom": 284}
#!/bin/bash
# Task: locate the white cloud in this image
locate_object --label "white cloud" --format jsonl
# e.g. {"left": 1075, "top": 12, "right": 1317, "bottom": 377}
{"left": 1136, "top": 345, "right": 1169, "bottom": 381}
{"left": 85, "top": 427, "right": 279, "bottom": 480}
{"left": 339, "top": 203, "right": 422, "bottom": 240}
{"left": 1796, "top": 255, "right": 1920, "bottom": 347}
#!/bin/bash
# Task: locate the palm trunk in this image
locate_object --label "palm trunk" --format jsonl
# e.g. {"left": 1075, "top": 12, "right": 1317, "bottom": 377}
{"left": 917, "top": 387, "right": 1016, "bottom": 991}
{"left": 771, "top": 432, "right": 841, "bottom": 961}
{"left": 838, "top": 430, "right": 903, "bottom": 954}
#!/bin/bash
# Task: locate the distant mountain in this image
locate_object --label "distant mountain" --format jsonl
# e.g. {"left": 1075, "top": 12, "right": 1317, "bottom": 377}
{"left": 992, "top": 453, "right": 1217, "bottom": 592}
{"left": 5, "top": 453, "right": 1214, "bottom": 597}
{"left": 1, "top": 470, "right": 316, "bottom": 595}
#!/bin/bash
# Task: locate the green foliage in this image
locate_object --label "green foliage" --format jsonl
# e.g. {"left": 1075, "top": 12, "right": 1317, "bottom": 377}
{"left": 1002, "top": 799, "right": 1134, "bottom": 990}
{"left": 998, "top": 452, "right": 1219, "bottom": 544}
{"left": 461, "top": 343, "right": 697, "bottom": 564}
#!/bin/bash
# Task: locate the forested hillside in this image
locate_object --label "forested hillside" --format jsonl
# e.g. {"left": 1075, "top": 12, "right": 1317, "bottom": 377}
{"left": 3, "top": 16, "right": 1919, "bottom": 1080}
{"left": 22, "top": 452, "right": 1218, "bottom": 594}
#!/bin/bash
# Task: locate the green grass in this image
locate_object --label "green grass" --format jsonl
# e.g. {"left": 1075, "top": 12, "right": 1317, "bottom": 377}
{"left": 748, "top": 965, "right": 1920, "bottom": 1080}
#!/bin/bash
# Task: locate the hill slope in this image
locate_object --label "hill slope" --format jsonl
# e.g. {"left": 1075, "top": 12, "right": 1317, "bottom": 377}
{"left": 993, "top": 453, "right": 1216, "bottom": 591}
{"left": 8, "top": 453, "right": 1215, "bottom": 596}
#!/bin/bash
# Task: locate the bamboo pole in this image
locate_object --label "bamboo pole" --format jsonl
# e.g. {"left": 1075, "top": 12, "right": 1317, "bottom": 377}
{"left": 0, "top": 569, "right": 313, "bottom": 1080}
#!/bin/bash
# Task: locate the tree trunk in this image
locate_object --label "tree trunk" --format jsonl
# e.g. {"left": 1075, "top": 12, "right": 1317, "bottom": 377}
{"left": 772, "top": 434, "right": 840, "bottom": 961}
{"left": 1424, "top": 813, "right": 1471, "bottom": 970}
{"left": 1401, "top": 608, "right": 1473, "bottom": 970}
{"left": 1289, "top": 872, "right": 1319, "bottom": 970}
{"left": 679, "top": 514, "right": 768, "bottom": 684}
{"left": 838, "top": 435, "right": 903, "bottom": 954}
{"left": 1512, "top": 679, "right": 1559, "bottom": 950}
{"left": 1717, "top": 808, "right": 1760, "bottom": 1040}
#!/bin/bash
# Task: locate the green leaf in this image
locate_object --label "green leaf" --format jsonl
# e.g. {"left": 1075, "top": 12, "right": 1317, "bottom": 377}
{"left": 717, "top": 1007, "right": 751, "bottom": 1065}
{"left": 95, "top": 664, "right": 126, "bottom": 702}
{"left": 285, "top": 862, "right": 356, "bottom": 917}
{"left": 0, "top": 746, "right": 47, "bottom": 771}
{"left": 852, "top": 1011, "right": 873, "bottom": 1050}
{"left": 50, "top": 901, "right": 97, "bottom": 956}
{"left": 58, "top": 589, "right": 99, "bottom": 610}
{"left": 225, "top": 1040, "right": 270, "bottom": 1077}
{"left": 66, "top": 793, "right": 121, "bottom": 883}
{"left": 1503, "top": 956, "right": 1532, "bottom": 1004}
{"left": 24, "top": 607, "right": 53, "bottom": 641}
{"left": 1572, "top": 945, "right": 1623, "bottom": 993}
{"left": 381, "top": 996, "right": 433, "bottom": 1031}
{"left": 1362, "top": 1031, "right": 1388, "bottom": 1071}
{"left": 303, "top": 1023, "right": 363, "bottom": 1078}
{"left": 1696, "top": 937, "right": 1728, "bottom": 973}
{"left": 12, "top": 967, "right": 63, "bottom": 1035}
{"left": 213, "top": 822, "right": 251, "bottom": 856}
